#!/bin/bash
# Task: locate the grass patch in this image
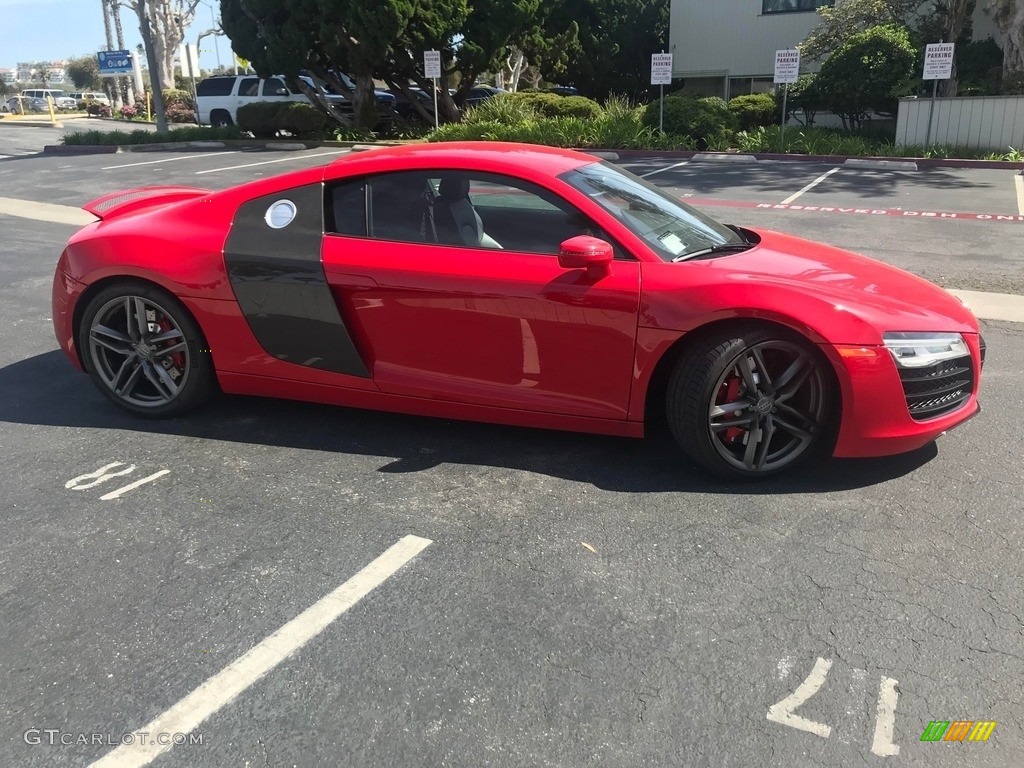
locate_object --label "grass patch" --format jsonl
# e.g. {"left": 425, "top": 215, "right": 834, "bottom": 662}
{"left": 735, "top": 125, "right": 1023, "bottom": 161}
{"left": 61, "top": 126, "right": 246, "bottom": 146}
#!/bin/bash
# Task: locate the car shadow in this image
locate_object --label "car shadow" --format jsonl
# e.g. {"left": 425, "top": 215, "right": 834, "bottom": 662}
{"left": 1, "top": 350, "right": 938, "bottom": 495}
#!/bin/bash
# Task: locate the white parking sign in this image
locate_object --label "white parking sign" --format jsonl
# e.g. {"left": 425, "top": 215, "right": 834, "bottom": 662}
{"left": 774, "top": 49, "right": 800, "bottom": 84}
{"left": 424, "top": 50, "right": 442, "bottom": 79}
{"left": 923, "top": 43, "right": 954, "bottom": 80}
{"left": 651, "top": 53, "right": 673, "bottom": 86}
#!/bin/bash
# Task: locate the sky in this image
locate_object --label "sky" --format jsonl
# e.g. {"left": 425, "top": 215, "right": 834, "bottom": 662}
{"left": 2, "top": 0, "right": 229, "bottom": 71}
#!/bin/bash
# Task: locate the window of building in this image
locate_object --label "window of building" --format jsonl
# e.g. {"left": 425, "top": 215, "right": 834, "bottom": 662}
{"left": 762, "top": 0, "right": 833, "bottom": 14}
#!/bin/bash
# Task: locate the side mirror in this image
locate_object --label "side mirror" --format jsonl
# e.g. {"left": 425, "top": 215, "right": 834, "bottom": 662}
{"left": 558, "top": 235, "right": 613, "bottom": 277}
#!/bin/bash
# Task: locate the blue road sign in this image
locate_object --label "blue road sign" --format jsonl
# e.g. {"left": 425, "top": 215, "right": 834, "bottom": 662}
{"left": 98, "top": 50, "right": 133, "bottom": 76}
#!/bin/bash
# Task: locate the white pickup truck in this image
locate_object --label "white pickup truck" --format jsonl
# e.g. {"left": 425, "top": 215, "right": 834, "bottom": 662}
{"left": 194, "top": 74, "right": 394, "bottom": 127}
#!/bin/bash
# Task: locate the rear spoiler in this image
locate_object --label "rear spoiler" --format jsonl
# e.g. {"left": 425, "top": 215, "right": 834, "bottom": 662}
{"left": 82, "top": 186, "right": 213, "bottom": 221}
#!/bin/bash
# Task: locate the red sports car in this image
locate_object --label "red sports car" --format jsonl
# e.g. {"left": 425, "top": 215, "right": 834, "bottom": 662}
{"left": 52, "top": 142, "right": 984, "bottom": 479}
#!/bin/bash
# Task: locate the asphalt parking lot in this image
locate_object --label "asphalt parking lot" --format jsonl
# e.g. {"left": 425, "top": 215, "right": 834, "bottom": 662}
{"left": 1, "top": 140, "right": 1023, "bottom": 767}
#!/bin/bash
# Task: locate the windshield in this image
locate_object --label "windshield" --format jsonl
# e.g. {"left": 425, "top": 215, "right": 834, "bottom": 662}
{"left": 560, "top": 162, "right": 744, "bottom": 261}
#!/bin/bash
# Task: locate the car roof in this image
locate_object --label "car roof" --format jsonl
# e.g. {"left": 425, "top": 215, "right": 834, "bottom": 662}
{"left": 327, "top": 142, "right": 596, "bottom": 177}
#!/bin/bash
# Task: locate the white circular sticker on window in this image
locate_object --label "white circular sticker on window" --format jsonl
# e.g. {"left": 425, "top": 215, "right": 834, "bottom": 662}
{"left": 265, "top": 200, "right": 297, "bottom": 229}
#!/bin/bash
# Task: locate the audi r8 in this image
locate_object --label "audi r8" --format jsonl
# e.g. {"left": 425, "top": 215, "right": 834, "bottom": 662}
{"left": 51, "top": 142, "right": 984, "bottom": 479}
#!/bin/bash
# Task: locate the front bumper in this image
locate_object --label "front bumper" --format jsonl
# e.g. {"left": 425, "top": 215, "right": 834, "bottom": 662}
{"left": 828, "top": 333, "right": 983, "bottom": 458}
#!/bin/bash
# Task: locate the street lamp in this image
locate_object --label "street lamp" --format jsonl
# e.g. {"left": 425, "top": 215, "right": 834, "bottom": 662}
{"left": 198, "top": 0, "right": 222, "bottom": 70}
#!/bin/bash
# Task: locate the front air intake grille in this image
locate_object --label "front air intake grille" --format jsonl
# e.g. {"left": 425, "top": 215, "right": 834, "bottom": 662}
{"left": 899, "top": 355, "right": 974, "bottom": 421}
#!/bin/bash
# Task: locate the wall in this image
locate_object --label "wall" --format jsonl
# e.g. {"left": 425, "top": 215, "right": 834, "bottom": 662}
{"left": 895, "top": 96, "right": 1024, "bottom": 150}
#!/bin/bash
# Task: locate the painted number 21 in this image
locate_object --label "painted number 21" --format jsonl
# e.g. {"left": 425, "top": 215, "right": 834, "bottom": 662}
{"left": 767, "top": 657, "right": 900, "bottom": 757}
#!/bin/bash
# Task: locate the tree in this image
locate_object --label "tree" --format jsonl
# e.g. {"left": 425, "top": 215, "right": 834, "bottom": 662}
{"left": 816, "top": 25, "right": 918, "bottom": 130}
{"left": 66, "top": 55, "right": 102, "bottom": 89}
{"left": 916, "top": 0, "right": 975, "bottom": 94}
{"left": 985, "top": 0, "right": 1024, "bottom": 77}
{"left": 530, "top": 0, "right": 669, "bottom": 101}
{"left": 778, "top": 73, "right": 823, "bottom": 126}
{"left": 133, "top": 0, "right": 169, "bottom": 131}
{"left": 122, "top": 0, "right": 200, "bottom": 89}
{"left": 800, "top": 0, "right": 920, "bottom": 62}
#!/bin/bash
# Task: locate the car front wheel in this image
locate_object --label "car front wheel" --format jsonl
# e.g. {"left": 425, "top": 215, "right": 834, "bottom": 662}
{"left": 667, "top": 324, "right": 835, "bottom": 480}
{"left": 78, "top": 282, "right": 216, "bottom": 418}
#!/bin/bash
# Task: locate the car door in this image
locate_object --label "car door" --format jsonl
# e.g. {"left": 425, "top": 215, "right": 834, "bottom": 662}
{"left": 321, "top": 169, "right": 641, "bottom": 420}
{"left": 234, "top": 76, "right": 260, "bottom": 119}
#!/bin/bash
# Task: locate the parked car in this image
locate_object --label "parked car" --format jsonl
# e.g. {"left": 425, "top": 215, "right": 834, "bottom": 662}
{"left": 52, "top": 143, "right": 984, "bottom": 480}
{"left": 2, "top": 96, "right": 48, "bottom": 113}
{"left": 195, "top": 74, "right": 394, "bottom": 127}
{"left": 21, "top": 89, "right": 77, "bottom": 110}
{"left": 463, "top": 86, "right": 507, "bottom": 107}
{"left": 69, "top": 91, "right": 111, "bottom": 106}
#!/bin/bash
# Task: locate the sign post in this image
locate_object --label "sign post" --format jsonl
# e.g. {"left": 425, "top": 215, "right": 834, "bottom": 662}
{"left": 651, "top": 52, "right": 673, "bottom": 133}
{"left": 923, "top": 42, "right": 954, "bottom": 146}
{"left": 424, "top": 50, "right": 442, "bottom": 130}
{"left": 774, "top": 49, "right": 800, "bottom": 153}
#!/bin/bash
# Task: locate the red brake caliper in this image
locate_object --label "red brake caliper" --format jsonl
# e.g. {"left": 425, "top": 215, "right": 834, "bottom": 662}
{"left": 716, "top": 373, "right": 745, "bottom": 446}
{"left": 155, "top": 315, "right": 185, "bottom": 381}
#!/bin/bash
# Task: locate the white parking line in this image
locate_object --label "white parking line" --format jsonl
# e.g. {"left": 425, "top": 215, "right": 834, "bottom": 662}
{"left": 781, "top": 167, "right": 841, "bottom": 205}
{"left": 640, "top": 160, "right": 689, "bottom": 178}
{"left": 871, "top": 676, "right": 900, "bottom": 757}
{"left": 100, "top": 469, "right": 171, "bottom": 500}
{"left": 1015, "top": 173, "right": 1024, "bottom": 216}
{"left": 87, "top": 534, "right": 433, "bottom": 768}
{"left": 195, "top": 150, "right": 348, "bottom": 175}
{"left": 0, "top": 196, "right": 96, "bottom": 226}
{"left": 101, "top": 152, "right": 241, "bottom": 170}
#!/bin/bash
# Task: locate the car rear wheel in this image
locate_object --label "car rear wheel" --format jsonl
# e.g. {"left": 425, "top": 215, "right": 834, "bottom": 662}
{"left": 667, "top": 324, "right": 834, "bottom": 480}
{"left": 210, "top": 110, "right": 233, "bottom": 127}
{"left": 78, "top": 282, "right": 216, "bottom": 418}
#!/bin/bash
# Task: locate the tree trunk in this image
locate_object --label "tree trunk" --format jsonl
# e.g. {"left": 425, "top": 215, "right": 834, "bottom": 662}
{"left": 352, "top": 71, "right": 378, "bottom": 131}
{"left": 101, "top": 0, "right": 121, "bottom": 108}
{"left": 113, "top": 0, "right": 134, "bottom": 104}
{"left": 135, "top": 0, "right": 168, "bottom": 132}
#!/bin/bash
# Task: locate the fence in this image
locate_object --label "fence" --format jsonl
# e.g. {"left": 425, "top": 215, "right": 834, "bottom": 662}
{"left": 895, "top": 95, "right": 1024, "bottom": 151}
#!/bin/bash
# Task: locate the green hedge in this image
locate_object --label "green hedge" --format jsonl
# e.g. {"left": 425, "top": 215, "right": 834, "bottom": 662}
{"left": 643, "top": 95, "right": 737, "bottom": 148}
{"left": 237, "top": 102, "right": 333, "bottom": 138}
{"left": 61, "top": 126, "right": 246, "bottom": 146}
{"left": 472, "top": 91, "right": 603, "bottom": 121}
{"left": 728, "top": 93, "right": 776, "bottom": 130}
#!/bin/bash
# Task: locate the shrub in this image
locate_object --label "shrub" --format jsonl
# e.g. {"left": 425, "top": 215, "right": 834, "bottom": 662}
{"left": 237, "top": 101, "right": 334, "bottom": 138}
{"left": 816, "top": 24, "right": 916, "bottom": 129}
{"left": 728, "top": 93, "right": 776, "bottom": 130}
{"left": 513, "top": 92, "right": 602, "bottom": 119}
{"left": 87, "top": 103, "right": 112, "bottom": 118}
{"left": 165, "top": 103, "right": 196, "bottom": 124}
{"left": 274, "top": 102, "right": 333, "bottom": 137}
{"left": 61, "top": 126, "right": 245, "bottom": 146}
{"left": 642, "top": 95, "right": 738, "bottom": 148}
{"left": 462, "top": 94, "right": 538, "bottom": 125}
{"left": 120, "top": 104, "right": 138, "bottom": 120}
{"left": 162, "top": 88, "right": 194, "bottom": 108}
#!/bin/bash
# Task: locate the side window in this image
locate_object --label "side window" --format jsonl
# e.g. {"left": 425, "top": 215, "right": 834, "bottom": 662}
{"left": 325, "top": 179, "right": 368, "bottom": 237}
{"left": 263, "top": 78, "right": 288, "bottom": 97}
{"left": 239, "top": 78, "right": 259, "bottom": 97}
{"left": 368, "top": 171, "right": 436, "bottom": 244}
{"left": 361, "top": 170, "right": 625, "bottom": 257}
{"left": 456, "top": 173, "right": 623, "bottom": 256}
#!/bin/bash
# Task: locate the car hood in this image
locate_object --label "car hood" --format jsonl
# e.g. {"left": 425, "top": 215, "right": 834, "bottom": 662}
{"left": 643, "top": 228, "right": 979, "bottom": 341}
{"left": 737, "top": 229, "right": 977, "bottom": 332}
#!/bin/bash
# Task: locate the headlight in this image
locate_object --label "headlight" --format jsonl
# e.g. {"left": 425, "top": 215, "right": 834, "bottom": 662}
{"left": 882, "top": 332, "right": 969, "bottom": 368}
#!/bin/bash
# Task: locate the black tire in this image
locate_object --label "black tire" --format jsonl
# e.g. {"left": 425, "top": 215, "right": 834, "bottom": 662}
{"left": 77, "top": 281, "right": 216, "bottom": 418}
{"left": 666, "top": 324, "right": 835, "bottom": 480}
{"left": 210, "top": 110, "right": 233, "bottom": 127}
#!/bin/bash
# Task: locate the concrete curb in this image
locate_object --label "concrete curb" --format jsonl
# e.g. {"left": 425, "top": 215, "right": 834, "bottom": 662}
{"left": 42, "top": 138, "right": 404, "bottom": 155}
{"left": 948, "top": 290, "right": 1024, "bottom": 324}
{"left": 843, "top": 158, "right": 919, "bottom": 171}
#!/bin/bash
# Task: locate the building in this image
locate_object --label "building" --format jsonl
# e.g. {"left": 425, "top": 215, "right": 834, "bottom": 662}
{"left": 0, "top": 68, "right": 15, "bottom": 85}
{"left": 668, "top": 0, "right": 1003, "bottom": 99}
